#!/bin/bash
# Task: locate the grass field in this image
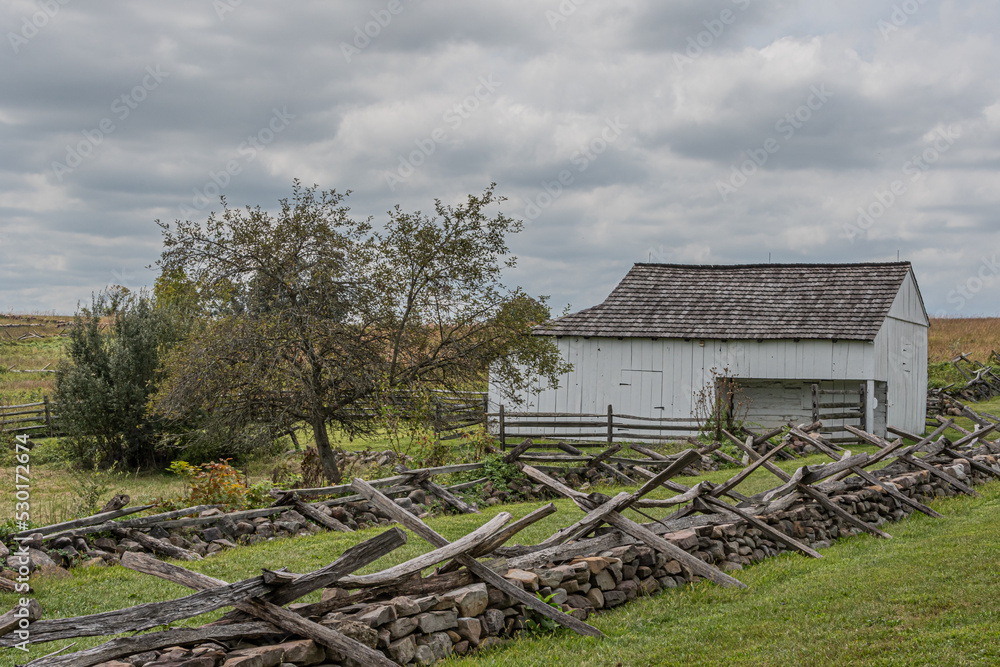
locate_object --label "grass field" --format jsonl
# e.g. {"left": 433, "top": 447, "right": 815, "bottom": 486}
{"left": 3, "top": 314, "right": 1000, "bottom": 664}
{"left": 1, "top": 460, "right": 997, "bottom": 666}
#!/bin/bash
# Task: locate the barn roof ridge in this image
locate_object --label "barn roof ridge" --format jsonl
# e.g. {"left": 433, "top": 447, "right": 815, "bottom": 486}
{"left": 536, "top": 261, "right": 915, "bottom": 341}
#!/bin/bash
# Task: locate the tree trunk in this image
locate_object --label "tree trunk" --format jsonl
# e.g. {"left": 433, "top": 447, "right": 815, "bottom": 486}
{"left": 312, "top": 416, "right": 341, "bottom": 483}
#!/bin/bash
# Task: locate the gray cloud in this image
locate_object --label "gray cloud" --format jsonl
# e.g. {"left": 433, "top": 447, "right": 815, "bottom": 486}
{"left": 1, "top": 0, "right": 999, "bottom": 319}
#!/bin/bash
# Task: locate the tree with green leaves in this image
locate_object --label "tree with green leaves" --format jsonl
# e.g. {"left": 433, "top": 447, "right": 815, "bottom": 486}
{"left": 153, "top": 182, "right": 568, "bottom": 482}
{"left": 55, "top": 288, "right": 179, "bottom": 468}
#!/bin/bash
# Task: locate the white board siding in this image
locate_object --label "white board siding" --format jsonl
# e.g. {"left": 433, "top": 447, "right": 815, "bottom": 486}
{"left": 872, "top": 317, "right": 928, "bottom": 434}
{"left": 494, "top": 336, "right": 876, "bottom": 416}
{"left": 888, "top": 269, "right": 930, "bottom": 326}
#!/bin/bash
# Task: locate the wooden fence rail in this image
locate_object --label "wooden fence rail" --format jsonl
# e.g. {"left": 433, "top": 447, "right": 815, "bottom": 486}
{"left": 810, "top": 383, "right": 865, "bottom": 444}
{"left": 492, "top": 404, "right": 703, "bottom": 449}
{"left": 0, "top": 396, "right": 56, "bottom": 438}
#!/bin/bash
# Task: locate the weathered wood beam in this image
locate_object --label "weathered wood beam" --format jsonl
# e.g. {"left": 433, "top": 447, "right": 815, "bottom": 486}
{"left": 502, "top": 438, "right": 535, "bottom": 463}
{"left": 710, "top": 442, "right": 788, "bottom": 499}
{"left": 519, "top": 465, "right": 746, "bottom": 589}
{"left": 700, "top": 496, "right": 822, "bottom": 559}
{"left": 421, "top": 479, "right": 480, "bottom": 514}
{"left": 792, "top": 428, "right": 942, "bottom": 518}
{"left": 350, "top": 478, "right": 604, "bottom": 639}
{"left": 557, "top": 441, "right": 635, "bottom": 485}
{"left": 23, "top": 622, "right": 281, "bottom": 667}
{"left": 797, "top": 484, "right": 892, "bottom": 539}
{"left": 723, "top": 429, "right": 791, "bottom": 482}
{"left": 0, "top": 599, "right": 42, "bottom": 637}
{"left": 120, "top": 554, "right": 397, "bottom": 667}
{"left": 0, "top": 572, "right": 273, "bottom": 646}
{"left": 10, "top": 505, "right": 154, "bottom": 540}
{"left": 294, "top": 498, "right": 353, "bottom": 532}
{"left": 538, "top": 491, "right": 634, "bottom": 547}
{"left": 106, "top": 525, "right": 202, "bottom": 561}
{"left": 898, "top": 454, "right": 979, "bottom": 497}
{"left": 337, "top": 512, "right": 511, "bottom": 588}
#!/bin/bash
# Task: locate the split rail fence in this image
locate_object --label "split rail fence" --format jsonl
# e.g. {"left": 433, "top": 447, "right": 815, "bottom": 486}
{"left": 8, "top": 407, "right": 999, "bottom": 666}
{"left": 0, "top": 397, "right": 56, "bottom": 438}
{"left": 493, "top": 404, "right": 703, "bottom": 449}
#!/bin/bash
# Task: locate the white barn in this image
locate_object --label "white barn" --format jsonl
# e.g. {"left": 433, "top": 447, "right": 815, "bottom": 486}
{"left": 493, "top": 262, "right": 928, "bottom": 439}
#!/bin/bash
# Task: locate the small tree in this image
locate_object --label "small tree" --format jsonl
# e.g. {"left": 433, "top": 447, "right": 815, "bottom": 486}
{"left": 153, "top": 182, "right": 569, "bottom": 482}
{"left": 55, "top": 288, "right": 179, "bottom": 468}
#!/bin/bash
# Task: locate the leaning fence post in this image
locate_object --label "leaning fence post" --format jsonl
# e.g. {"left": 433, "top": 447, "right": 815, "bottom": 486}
{"left": 44, "top": 395, "right": 53, "bottom": 438}
{"left": 811, "top": 384, "right": 819, "bottom": 424}
{"left": 858, "top": 382, "right": 867, "bottom": 433}
{"left": 499, "top": 404, "right": 506, "bottom": 451}
{"left": 607, "top": 404, "right": 614, "bottom": 448}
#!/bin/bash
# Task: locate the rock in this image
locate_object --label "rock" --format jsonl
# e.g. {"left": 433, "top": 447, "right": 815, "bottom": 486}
{"left": 408, "top": 489, "right": 427, "bottom": 505}
{"left": 356, "top": 604, "right": 396, "bottom": 628}
{"left": 536, "top": 568, "right": 565, "bottom": 588}
{"left": 571, "top": 556, "right": 609, "bottom": 574}
{"left": 225, "top": 644, "right": 286, "bottom": 667}
{"left": 171, "top": 656, "right": 217, "bottom": 667}
{"left": 665, "top": 529, "right": 699, "bottom": 551}
{"left": 414, "top": 644, "right": 435, "bottom": 666}
{"left": 457, "top": 616, "right": 482, "bottom": 646}
{"left": 417, "top": 609, "right": 458, "bottom": 633}
{"left": 603, "top": 590, "right": 628, "bottom": 607}
{"left": 94, "top": 537, "right": 118, "bottom": 552}
{"left": 199, "top": 508, "right": 225, "bottom": 517}
{"left": 388, "top": 635, "right": 416, "bottom": 664}
{"left": 420, "top": 632, "right": 454, "bottom": 661}
{"left": 394, "top": 497, "right": 414, "bottom": 510}
{"left": 321, "top": 619, "right": 378, "bottom": 662}
{"left": 439, "top": 583, "right": 488, "bottom": 617}
{"left": 168, "top": 535, "right": 192, "bottom": 549}
{"left": 148, "top": 525, "right": 171, "bottom": 540}
{"left": 593, "top": 570, "right": 616, "bottom": 591}
{"left": 82, "top": 557, "right": 107, "bottom": 568}
{"left": 480, "top": 608, "right": 505, "bottom": 636}
{"left": 388, "top": 615, "right": 419, "bottom": 640}
{"left": 235, "top": 522, "right": 256, "bottom": 536}
{"left": 255, "top": 524, "right": 275, "bottom": 538}
{"left": 202, "top": 527, "right": 225, "bottom": 543}
{"left": 386, "top": 595, "right": 421, "bottom": 617}
{"left": 504, "top": 568, "right": 539, "bottom": 591}
{"left": 278, "top": 509, "right": 307, "bottom": 526}
{"left": 586, "top": 587, "right": 604, "bottom": 608}
{"left": 565, "top": 594, "right": 593, "bottom": 610}
{"left": 548, "top": 588, "right": 568, "bottom": 605}
{"left": 275, "top": 639, "right": 324, "bottom": 665}
{"left": 127, "top": 651, "right": 160, "bottom": 666}
{"left": 272, "top": 521, "right": 299, "bottom": 534}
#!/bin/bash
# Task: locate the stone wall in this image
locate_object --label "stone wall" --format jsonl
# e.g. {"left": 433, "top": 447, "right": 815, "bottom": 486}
{"left": 90, "top": 443, "right": 1000, "bottom": 667}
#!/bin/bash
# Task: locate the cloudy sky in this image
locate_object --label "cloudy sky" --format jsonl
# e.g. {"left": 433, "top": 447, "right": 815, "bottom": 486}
{"left": 1, "top": 0, "right": 998, "bottom": 317}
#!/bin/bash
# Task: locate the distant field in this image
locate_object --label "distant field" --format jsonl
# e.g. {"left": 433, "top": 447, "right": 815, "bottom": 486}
{"left": 927, "top": 317, "right": 1000, "bottom": 363}
{"left": 0, "top": 313, "right": 70, "bottom": 404}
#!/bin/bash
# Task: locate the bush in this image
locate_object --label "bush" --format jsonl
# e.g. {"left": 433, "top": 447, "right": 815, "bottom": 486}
{"left": 54, "top": 288, "right": 180, "bottom": 469}
{"left": 168, "top": 459, "right": 253, "bottom": 510}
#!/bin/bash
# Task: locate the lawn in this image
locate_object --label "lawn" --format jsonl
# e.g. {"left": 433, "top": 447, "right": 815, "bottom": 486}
{"left": 2, "top": 471, "right": 998, "bottom": 666}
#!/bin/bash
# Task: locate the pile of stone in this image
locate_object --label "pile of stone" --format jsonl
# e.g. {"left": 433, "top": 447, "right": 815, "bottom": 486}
{"left": 8, "top": 422, "right": 1000, "bottom": 666}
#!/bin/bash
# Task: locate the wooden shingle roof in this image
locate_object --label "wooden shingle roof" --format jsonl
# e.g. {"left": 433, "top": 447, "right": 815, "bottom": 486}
{"left": 537, "top": 262, "right": 914, "bottom": 341}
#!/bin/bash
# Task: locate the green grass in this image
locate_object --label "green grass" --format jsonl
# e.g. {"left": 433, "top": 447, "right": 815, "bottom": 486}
{"left": 0, "top": 337, "right": 65, "bottom": 405}
{"left": 452, "top": 484, "right": 1000, "bottom": 667}
{"left": 4, "top": 451, "right": 999, "bottom": 665}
